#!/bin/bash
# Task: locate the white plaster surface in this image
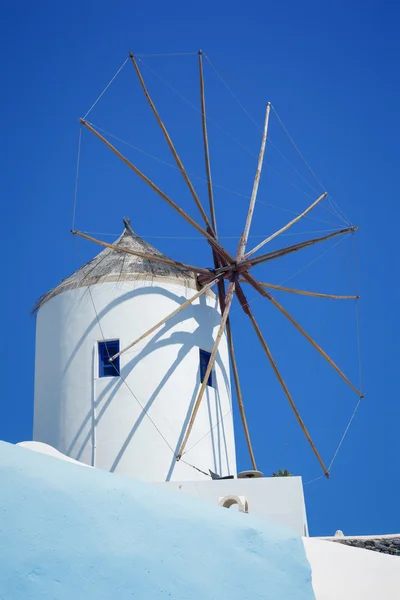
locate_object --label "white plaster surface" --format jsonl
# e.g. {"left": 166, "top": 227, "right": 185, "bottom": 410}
{"left": 19, "top": 441, "right": 308, "bottom": 536}
{"left": 17, "top": 441, "right": 91, "bottom": 467}
{"left": 304, "top": 536, "right": 400, "bottom": 599}
{"left": 0, "top": 441, "right": 315, "bottom": 600}
{"left": 33, "top": 280, "right": 236, "bottom": 482}
{"left": 158, "top": 476, "right": 309, "bottom": 536}
{"left": 13, "top": 441, "right": 400, "bottom": 599}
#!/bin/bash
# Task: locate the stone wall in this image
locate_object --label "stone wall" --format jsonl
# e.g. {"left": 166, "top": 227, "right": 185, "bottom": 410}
{"left": 330, "top": 536, "right": 400, "bottom": 556}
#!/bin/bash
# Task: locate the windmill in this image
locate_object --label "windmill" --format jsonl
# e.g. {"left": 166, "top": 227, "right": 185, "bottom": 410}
{"left": 34, "top": 51, "right": 363, "bottom": 480}
{"left": 65, "top": 51, "right": 364, "bottom": 479}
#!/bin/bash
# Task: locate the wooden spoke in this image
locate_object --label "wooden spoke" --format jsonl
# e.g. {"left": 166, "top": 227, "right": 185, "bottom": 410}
{"left": 240, "top": 279, "right": 359, "bottom": 300}
{"left": 242, "top": 272, "right": 363, "bottom": 397}
{"left": 235, "top": 282, "right": 329, "bottom": 477}
{"left": 198, "top": 42, "right": 232, "bottom": 332}
{"left": 71, "top": 230, "right": 212, "bottom": 276}
{"left": 198, "top": 50, "right": 218, "bottom": 237}
{"left": 225, "top": 317, "right": 257, "bottom": 470}
{"left": 236, "top": 103, "right": 271, "bottom": 259}
{"left": 109, "top": 275, "right": 222, "bottom": 362}
{"left": 129, "top": 53, "right": 213, "bottom": 233}
{"left": 213, "top": 265, "right": 257, "bottom": 469}
{"left": 244, "top": 192, "right": 327, "bottom": 259}
{"left": 79, "top": 119, "right": 233, "bottom": 265}
{"left": 213, "top": 275, "right": 257, "bottom": 469}
{"left": 248, "top": 226, "right": 358, "bottom": 268}
{"left": 177, "top": 274, "right": 237, "bottom": 460}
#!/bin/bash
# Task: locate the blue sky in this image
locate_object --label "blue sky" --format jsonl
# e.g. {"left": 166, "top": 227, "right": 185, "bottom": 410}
{"left": 2, "top": 1, "right": 399, "bottom": 536}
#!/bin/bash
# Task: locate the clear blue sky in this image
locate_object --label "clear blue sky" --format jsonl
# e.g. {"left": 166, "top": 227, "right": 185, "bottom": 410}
{"left": 2, "top": 1, "right": 399, "bottom": 537}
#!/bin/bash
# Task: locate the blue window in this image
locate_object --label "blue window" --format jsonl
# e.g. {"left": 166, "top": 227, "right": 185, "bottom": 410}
{"left": 98, "top": 340, "right": 120, "bottom": 378}
{"left": 199, "top": 349, "right": 213, "bottom": 387}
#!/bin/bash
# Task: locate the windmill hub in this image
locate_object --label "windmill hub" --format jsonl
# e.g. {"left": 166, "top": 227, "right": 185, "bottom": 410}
{"left": 236, "top": 261, "right": 253, "bottom": 273}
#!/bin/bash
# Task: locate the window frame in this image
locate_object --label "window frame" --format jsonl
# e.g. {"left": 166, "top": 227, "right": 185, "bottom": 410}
{"left": 199, "top": 348, "right": 214, "bottom": 388}
{"left": 98, "top": 339, "right": 120, "bottom": 378}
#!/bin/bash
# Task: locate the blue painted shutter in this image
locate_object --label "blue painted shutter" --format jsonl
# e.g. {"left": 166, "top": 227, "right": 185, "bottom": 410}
{"left": 98, "top": 340, "right": 120, "bottom": 377}
{"left": 199, "top": 349, "right": 213, "bottom": 387}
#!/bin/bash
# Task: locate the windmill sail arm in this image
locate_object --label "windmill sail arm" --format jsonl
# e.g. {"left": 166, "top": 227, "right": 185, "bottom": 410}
{"left": 239, "top": 279, "right": 359, "bottom": 300}
{"left": 248, "top": 226, "right": 358, "bottom": 267}
{"left": 198, "top": 50, "right": 218, "bottom": 237}
{"left": 129, "top": 53, "right": 214, "bottom": 233}
{"left": 212, "top": 254, "right": 256, "bottom": 469}
{"left": 236, "top": 103, "right": 271, "bottom": 260}
{"left": 79, "top": 119, "right": 233, "bottom": 265}
{"left": 177, "top": 273, "right": 237, "bottom": 460}
{"left": 243, "top": 192, "right": 328, "bottom": 259}
{"left": 235, "top": 281, "right": 329, "bottom": 477}
{"left": 241, "top": 272, "right": 363, "bottom": 398}
{"left": 225, "top": 315, "right": 257, "bottom": 470}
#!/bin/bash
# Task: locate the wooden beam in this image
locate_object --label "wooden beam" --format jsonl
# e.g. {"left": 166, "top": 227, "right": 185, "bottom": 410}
{"left": 235, "top": 282, "right": 330, "bottom": 478}
{"left": 198, "top": 50, "right": 218, "bottom": 237}
{"left": 225, "top": 317, "right": 257, "bottom": 470}
{"left": 211, "top": 256, "right": 257, "bottom": 469}
{"left": 71, "top": 230, "right": 212, "bottom": 276}
{"left": 177, "top": 273, "right": 237, "bottom": 459}
{"left": 109, "top": 275, "right": 221, "bottom": 362}
{"left": 240, "top": 279, "right": 359, "bottom": 300}
{"left": 236, "top": 103, "right": 271, "bottom": 259}
{"left": 129, "top": 52, "right": 213, "bottom": 232}
{"left": 241, "top": 271, "right": 363, "bottom": 397}
{"left": 248, "top": 226, "right": 358, "bottom": 268}
{"left": 79, "top": 119, "right": 233, "bottom": 265}
{"left": 244, "top": 192, "right": 327, "bottom": 259}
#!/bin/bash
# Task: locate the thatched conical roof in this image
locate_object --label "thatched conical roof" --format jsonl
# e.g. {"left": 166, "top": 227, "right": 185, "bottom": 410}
{"left": 34, "top": 219, "right": 198, "bottom": 312}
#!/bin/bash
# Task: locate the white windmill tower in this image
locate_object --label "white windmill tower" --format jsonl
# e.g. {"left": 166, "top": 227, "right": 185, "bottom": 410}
{"left": 33, "top": 218, "right": 237, "bottom": 482}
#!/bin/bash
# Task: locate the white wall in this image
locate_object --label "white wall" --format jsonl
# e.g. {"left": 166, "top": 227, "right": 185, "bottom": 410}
{"left": 304, "top": 537, "right": 400, "bottom": 599}
{"left": 17, "top": 441, "right": 92, "bottom": 468}
{"left": 18, "top": 440, "right": 308, "bottom": 535}
{"left": 33, "top": 279, "right": 236, "bottom": 482}
{"left": 158, "top": 476, "right": 309, "bottom": 536}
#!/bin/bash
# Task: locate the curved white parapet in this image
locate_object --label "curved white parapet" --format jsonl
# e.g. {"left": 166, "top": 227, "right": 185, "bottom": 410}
{"left": 33, "top": 280, "right": 236, "bottom": 483}
{"left": 17, "top": 441, "right": 91, "bottom": 468}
